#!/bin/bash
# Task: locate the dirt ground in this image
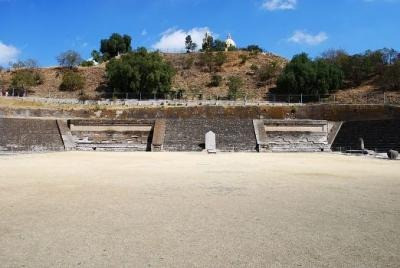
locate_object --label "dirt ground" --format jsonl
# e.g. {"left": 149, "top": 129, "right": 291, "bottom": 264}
{"left": 0, "top": 152, "right": 399, "bottom": 267}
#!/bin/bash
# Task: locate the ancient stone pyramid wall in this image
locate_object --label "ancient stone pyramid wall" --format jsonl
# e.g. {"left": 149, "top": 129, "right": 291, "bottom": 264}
{"left": 163, "top": 119, "right": 257, "bottom": 152}
{"left": 332, "top": 120, "right": 400, "bottom": 152}
{"left": 0, "top": 118, "right": 64, "bottom": 152}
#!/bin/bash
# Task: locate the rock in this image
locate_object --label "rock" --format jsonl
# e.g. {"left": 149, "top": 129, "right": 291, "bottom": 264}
{"left": 205, "top": 131, "right": 217, "bottom": 154}
{"left": 387, "top": 150, "right": 399, "bottom": 160}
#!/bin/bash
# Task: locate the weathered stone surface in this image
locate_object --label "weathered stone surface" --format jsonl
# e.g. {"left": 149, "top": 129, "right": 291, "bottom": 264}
{"left": 69, "top": 119, "right": 155, "bottom": 152}
{"left": 0, "top": 118, "right": 64, "bottom": 152}
{"left": 164, "top": 119, "right": 257, "bottom": 152}
{"left": 387, "top": 150, "right": 399, "bottom": 160}
{"left": 332, "top": 120, "right": 400, "bottom": 153}
{"left": 205, "top": 131, "right": 217, "bottom": 153}
{"left": 151, "top": 119, "right": 166, "bottom": 152}
{"left": 256, "top": 119, "right": 330, "bottom": 152}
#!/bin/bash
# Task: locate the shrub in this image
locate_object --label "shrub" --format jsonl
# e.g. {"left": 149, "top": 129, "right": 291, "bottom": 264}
{"left": 10, "top": 69, "right": 43, "bottom": 92}
{"left": 257, "top": 62, "right": 280, "bottom": 82}
{"left": 214, "top": 52, "right": 227, "bottom": 70}
{"left": 59, "top": 70, "right": 85, "bottom": 92}
{"left": 250, "top": 64, "right": 259, "bottom": 72}
{"left": 198, "top": 52, "right": 214, "bottom": 72}
{"left": 183, "top": 56, "right": 195, "bottom": 69}
{"left": 209, "top": 74, "right": 222, "bottom": 87}
{"left": 80, "top": 60, "right": 94, "bottom": 67}
{"left": 227, "top": 76, "right": 244, "bottom": 100}
{"left": 239, "top": 54, "right": 248, "bottom": 65}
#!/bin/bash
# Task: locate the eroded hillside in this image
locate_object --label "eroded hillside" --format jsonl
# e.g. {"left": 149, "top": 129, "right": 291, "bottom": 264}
{"left": 0, "top": 51, "right": 287, "bottom": 100}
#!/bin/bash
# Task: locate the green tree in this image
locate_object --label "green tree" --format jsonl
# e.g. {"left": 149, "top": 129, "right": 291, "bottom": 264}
{"left": 244, "top": 45, "right": 263, "bottom": 53}
{"left": 277, "top": 53, "right": 343, "bottom": 95}
{"left": 227, "top": 76, "right": 244, "bottom": 100}
{"left": 202, "top": 33, "right": 214, "bottom": 51}
{"left": 381, "top": 61, "right": 400, "bottom": 90}
{"left": 91, "top": 50, "right": 103, "bottom": 63}
{"left": 185, "top": 35, "right": 197, "bottom": 53}
{"left": 106, "top": 48, "right": 175, "bottom": 98}
{"left": 99, "top": 33, "right": 132, "bottom": 61}
{"left": 59, "top": 70, "right": 85, "bottom": 92}
{"left": 212, "top": 39, "right": 226, "bottom": 51}
{"left": 57, "top": 50, "right": 83, "bottom": 68}
{"left": 80, "top": 60, "right": 94, "bottom": 67}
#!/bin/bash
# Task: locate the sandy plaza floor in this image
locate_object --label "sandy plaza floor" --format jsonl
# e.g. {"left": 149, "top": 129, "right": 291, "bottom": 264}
{"left": 0, "top": 152, "right": 399, "bottom": 267}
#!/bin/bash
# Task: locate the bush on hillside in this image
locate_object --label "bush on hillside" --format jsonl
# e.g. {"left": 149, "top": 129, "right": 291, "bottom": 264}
{"left": 80, "top": 60, "right": 94, "bottom": 67}
{"left": 209, "top": 74, "right": 222, "bottom": 87}
{"left": 106, "top": 48, "right": 175, "bottom": 99}
{"left": 59, "top": 70, "right": 85, "bottom": 92}
{"left": 239, "top": 54, "right": 248, "bottom": 65}
{"left": 380, "top": 61, "right": 400, "bottom": 90}
{"left": 257, "top": 62, "right": 281, "bottom": 83}
{"left": 10, "top": 69, "right": 43, "bottom": 93}
{"left": 227, "top": 76, "right": 244, "bottom": 100}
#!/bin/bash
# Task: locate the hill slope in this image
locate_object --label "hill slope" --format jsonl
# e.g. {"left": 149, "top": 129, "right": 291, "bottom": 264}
{"left": 0, "top": 51, "right": 287, "bottom": 100}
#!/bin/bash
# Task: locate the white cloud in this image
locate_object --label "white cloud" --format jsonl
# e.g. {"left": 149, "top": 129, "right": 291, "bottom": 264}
{"left": 152, "top": 27, "right": 212, "bottom": 52}
{"left": 262, "top": 0, "right": 297, "bottom": 10}
{"left": 141, "top": 29, "right": 148, "bottom": 36}
{"left": 0, "top": 41, "right": 20, "bottom": 65}
{"left": 288, "top": 30, "right": 328, "bottom": 45}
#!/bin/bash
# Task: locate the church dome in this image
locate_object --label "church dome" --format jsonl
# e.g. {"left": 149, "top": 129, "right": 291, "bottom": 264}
{"left": 225, "top": 34, "right": 236, "bottom": 48}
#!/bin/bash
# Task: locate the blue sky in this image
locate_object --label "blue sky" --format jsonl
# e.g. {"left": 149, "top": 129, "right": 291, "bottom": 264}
{"left": 0, "top": 0, "right": 399, "bottom": 66}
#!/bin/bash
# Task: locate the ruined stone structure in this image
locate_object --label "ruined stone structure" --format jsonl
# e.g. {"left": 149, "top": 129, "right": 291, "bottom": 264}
{"left": 163, "top": 119, "right": 257, "bottom": 152}
{"left": 254, "top": 119, "right": 331, "bottom": 152}
{"left": 68, "top": 119, "right": 155, "bottom": 151}
{"left": 332, "top": 120, "right": 400, "bottom": 152}
{"left": 1, "top": 115, "right": 399, "bottom": 154}
{"left": 0, "top": 118, "right": 64, "bottom": 152}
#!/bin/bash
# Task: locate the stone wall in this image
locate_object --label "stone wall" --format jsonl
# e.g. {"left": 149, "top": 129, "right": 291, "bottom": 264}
{"left": 1, "top": 104, "right": 399, "bottom": 121}
{"left": 163, "top": 119, "right": 257, "bottom": 152}
{"left": 254, "top": 119, "right": 330, "bottom": 152}
{"left": 0, "top": 118, "right": 64, "bottom": 152}
{"left": 69, "top": 119, "right": 155, "bottom": 152}
{"left": 332, "top": 120, "right": 400, "bottom": 152}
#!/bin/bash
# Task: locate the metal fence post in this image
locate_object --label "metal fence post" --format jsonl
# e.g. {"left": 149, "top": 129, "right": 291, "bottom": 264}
{"left": 300, "top": 94, "right": 303, "bottom": 104}
{"left": 384, "top": 92, "right": 386, "bottom": 105}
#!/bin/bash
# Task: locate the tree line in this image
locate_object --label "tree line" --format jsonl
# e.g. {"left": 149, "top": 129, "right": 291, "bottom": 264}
{"left": 275, "top": 48, "right": 400, "bottom": 96}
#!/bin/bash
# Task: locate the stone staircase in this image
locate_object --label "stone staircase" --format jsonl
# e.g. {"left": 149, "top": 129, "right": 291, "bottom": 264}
{"left": 163, "top": 119, "right": 257, "bottom": 152}
{"left": 0, "top": 118, "right": 64, "bottom": 152}
{"left": 332, "top": 120, "right": 400, "bottom": 152}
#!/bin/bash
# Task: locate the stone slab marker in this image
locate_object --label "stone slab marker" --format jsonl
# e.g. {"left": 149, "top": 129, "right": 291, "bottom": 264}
{"left": 205, "top": 131, "right": 217, "bottom": 154}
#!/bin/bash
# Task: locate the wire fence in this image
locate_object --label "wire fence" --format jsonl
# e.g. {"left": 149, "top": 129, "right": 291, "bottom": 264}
{"left": 1, "top": 91, "right": 400, "bottom": 106}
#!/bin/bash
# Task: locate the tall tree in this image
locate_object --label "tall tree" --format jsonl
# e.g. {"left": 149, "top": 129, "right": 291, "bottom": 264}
{"left": 202, "top": 33, "right": 214, "bottom": 51}
{"left": 57, "top": 50, "right": 83, "bottom": 68}
{"left": 185, "top": 35, "right": 197, "bottom": 53}
{"left": 106, "top": 48, "right": 175, "bottom": 98}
